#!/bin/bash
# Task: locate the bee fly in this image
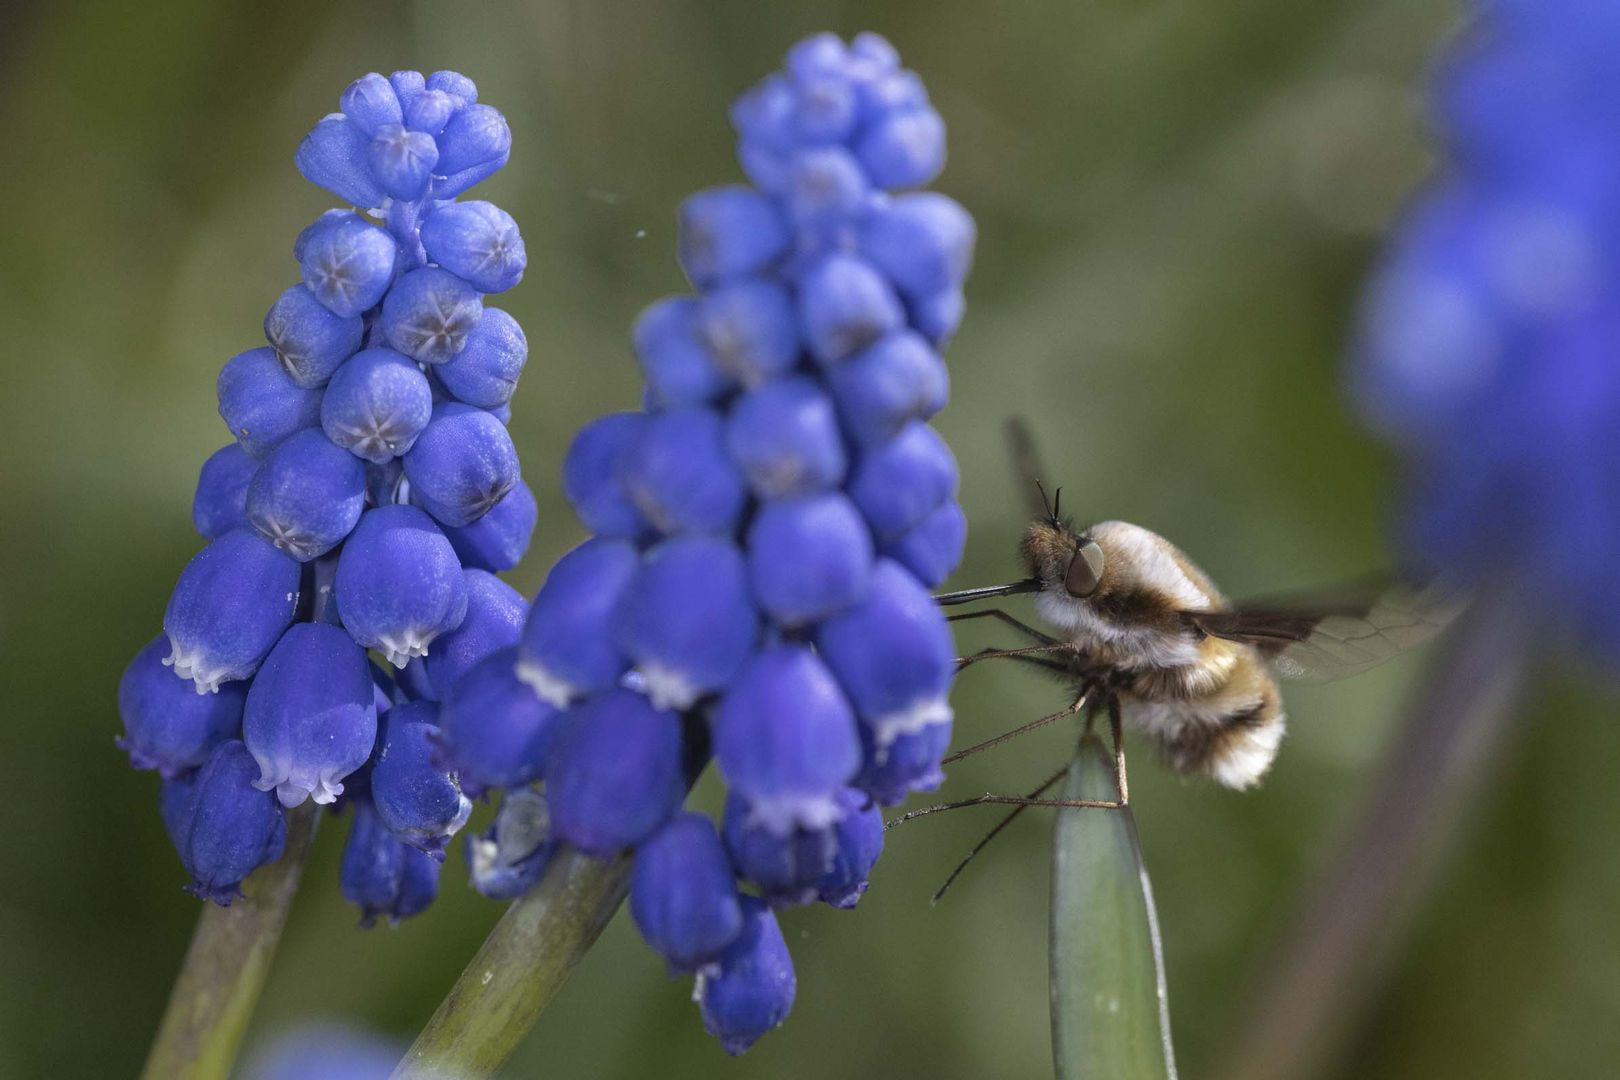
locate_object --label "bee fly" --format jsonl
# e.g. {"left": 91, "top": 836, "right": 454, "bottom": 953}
{"left": 893, "top": 423, "right": 1460, "bottom": 900}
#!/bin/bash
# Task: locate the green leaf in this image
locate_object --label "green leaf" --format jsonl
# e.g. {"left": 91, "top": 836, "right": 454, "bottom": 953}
{"left": 1050, "top": 735, "right": 1178, "bottom": 1080}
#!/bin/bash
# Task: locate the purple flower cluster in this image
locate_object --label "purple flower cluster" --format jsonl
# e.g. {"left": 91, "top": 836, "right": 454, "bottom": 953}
{"left": 121, "top": 70, "right": 535, "bottom": 915}
{"left": 1353, "top": 1, "right": 1620, "bottom": 660}
{"left": 436, "top": 32, "right": 972, "bottom": 1053}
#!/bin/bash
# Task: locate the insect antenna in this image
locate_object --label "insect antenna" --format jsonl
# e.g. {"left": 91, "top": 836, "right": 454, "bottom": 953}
{"left": 1033, "top": 477, "right": 1056, "bottom": 524}
{"left": 929, "top": 764, "right": 1068, "bottom": 905}
{"left": 1004, "top": 417, "right": 1053, "bottom": 520}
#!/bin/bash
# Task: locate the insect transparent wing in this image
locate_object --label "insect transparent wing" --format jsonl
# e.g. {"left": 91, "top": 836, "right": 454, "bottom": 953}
{"left": 1184, "top": 583, "right": 1467, "bottom": 683}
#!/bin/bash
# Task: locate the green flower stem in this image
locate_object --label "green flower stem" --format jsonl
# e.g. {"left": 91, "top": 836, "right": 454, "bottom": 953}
{"left": 141, "top": 801, "right": 320, "bottom": 1080}
{"left": 391, "top": 846, "right": 632, "bottom": 1080}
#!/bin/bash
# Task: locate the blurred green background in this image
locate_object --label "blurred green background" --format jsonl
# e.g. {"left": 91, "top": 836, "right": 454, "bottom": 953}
{"left": 5, "top": 1, "right": 1620, "bottom": 1077}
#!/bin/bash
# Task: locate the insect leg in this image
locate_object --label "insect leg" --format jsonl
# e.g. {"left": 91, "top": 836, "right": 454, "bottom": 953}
{"left": 956, "top": 642, "right": 1075, "bottom": 672}
{"left": 929, "top": 763, "right": 1069, "bottom": 906}
{"left": 886, "top": 791, "right": 1125, "bottom": 827}
{"left": 942, "top": 685, "right": 1093, "bottom": 766}
{"left": 946, "top": 607, "right": 1058, "bottom": 646}
{"left": 1105, "top": 693, "right": 1130, "bottom": 806}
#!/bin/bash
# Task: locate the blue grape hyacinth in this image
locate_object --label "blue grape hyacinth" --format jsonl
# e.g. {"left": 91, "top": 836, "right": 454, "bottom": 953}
{"left": 1353, "top": 2, "right": 1620, "bottom": 662}
{"left": 437, "top": 32, "right": 972, "bottom": 1052}
{"left": 123, "top": 69, "right": 535, "bottom": 919}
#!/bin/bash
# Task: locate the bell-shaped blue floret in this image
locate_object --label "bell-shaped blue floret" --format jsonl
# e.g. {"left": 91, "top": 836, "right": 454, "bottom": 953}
{"left": 621, "top": 407, "right": 747, "bottom": 537}
{"left": 881, "top": 496, "right": 965, "bottom": 588}
{"left": 245, "top": 429, "right": 367, "bottom": 561}
{"left": 334, "top": 505, "right": 469, "bottom": 667}
{"left": 855, "top": 104, "right": 946, "bottom": 192}
{"left": 615, "top": 536, "right": 759, "bottom": 710}
{"left": 321, "top": 347, "right": 435, "bottom": 464}
{"left": 464, "top": 787, "right": 557, "bottom": 900}
{"left": 370, "top": 701, "right": 472, "bottom": 859}
{"left": 340, "top": 798, "right": 440, "bottom": 926}
{"left": 420, "top": 569, "right": 527, "bottom": 699}
{"left": 298, "top": 212, "right": 398, "bottom": 318}
{"left": 633, "top": 296, "right": 733, "bottom": 408}
{"left": 438, "top": 646, "right": 562, "bottom": 797}
{"left": 827, "top": 330, "right": 948, "bottom": 448}
{"left": 677, "top": 186, "right": 788, "bottom": 288}
{"left": 713, "top": 646, "right": 861, "bottom": 835}
{"left": 217, "top": 347, "right": 324, "bottom": 459}
{"left": 432, "top": 104, "right": 512, "bottom": 197}
{"left": 405, "top": 88, "right": 455, "bottom": 135}
{"left": 443, "top": 480, "right": 537, "bottom": 572}
{"left": 544, "top": 687, "right": 685, "bottom": 856}
{"left": 562, "top": 412, "right": 653, "bottom": 539}
{"left": 858, "top": 192, "right": 975, "bottom": 300}
{"left": 339, "top": 72, "right": 402, "bottom": 135}
{"left": 192, "top": 443, "right": 258, "bottom": 539}
{"left": 721, "top": 791, "right": 836, "bottom": 906}
{"left": 435, "top": 308, "right": 527, "bottom": 409}
{"left": 263, "top": 284, "right": 364, "bottom": 389}
{"left": 119, "top": 635, "right": 246, "bottom": 776}
{"left": 846, "top": 421, "right": 958, "bottom": 542}
{"left": 815, "top": 558, "right": 954, "bottom": 758}
{"left": 420, "top": 201, "right": 527, "bottom": 293}
{"left": 695, "top": 895, "right": 797, "bottom": 1055}
{"left": 698, "top": 278, "right": 801, "bottom": 387}
{"left": 854, "top": 715, "right": 951, "bottom": 806}
{"left": 368, "top": 123, "right": 440, "bottom": 201}
{"left": 725, "top": 377, "right": 847, "bottom": 498}
{"left": 816, "top": 787, "right": 884, "bottom": 908}
{"left": 381, "top": 267, "right": 484, "bottom": 364}
{"left": 244, "top": 622, "right": 378, "bottom": 807}
{"left": 403, "top": 403, "right": 520, "bottom": 528}
{"left": 784, "top": 146, "right": 870, "bottom": 233}
{"left": 179, "top": 740, "right": 288, "bottom": 906}
{"left": 427, "top": 69, "right": 478, "bottom": 106}
{"left": 164, "top": 528, "right": 302, "bottom": 693}
{"left": 746, "top": 494, "right": 873, "bottom": 627}
{"left": 630, "top": 812, "right": 744, "bottom": 971}
{"left": 295, "top": 113, "right": 388, "bottom": 209}
{"left": 798, "top": 253, "right": 904, "bottom": 364}
{"left": 516, "top": 537, "right": 637, "bottom": 707}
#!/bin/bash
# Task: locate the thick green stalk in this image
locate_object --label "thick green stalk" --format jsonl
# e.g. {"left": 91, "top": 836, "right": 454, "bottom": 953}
{"left": 141, "top": 801, "right": 320, "bottom": 1080}
{"left": 391, "top": 847, "right": 632, "bottom": 1080}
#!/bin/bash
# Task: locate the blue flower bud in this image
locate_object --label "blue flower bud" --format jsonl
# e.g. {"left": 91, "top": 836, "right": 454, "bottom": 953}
{"left": 859, "top": 192, "right": 975, "bottom": 299}
{"left": 721, "top": 791, "right": 835, "bottom": 905}
{"left": 192, "top": 443, "right": 257, "bottom": 539}
{"left": 815, "top": 560, "right": 953, "bottom": 798}
{"left": 435, "top": 307, "right": 527, "bottom": 408}
{"left": 725, "top": 377, "right": 847, "bottom": 498}
{"left": 381, "top": 267, "right": 484, "bottom": 364}
{"left": 677, "top": 186, "right": 789, "bottom": 287}
{"left": 217, "top": 347, "right": 324, "bottom": 459}
{"left": 850, "top": 31, "right": 899, "bottom": 72}
{"left": 630, "top": 812, "right": 744, "bottom": 971}
{"left": 402, "top": 402, "right": 520, "bottom": 527}
{"left": 432, "top": 104, "right": 512, "bottom": 197}
{"left": 420, "top": 568, "right": 526, "bottom": 698}
{"left": 438, "top": 646, "right": 562, "bottom": 796}
{"left": 165, "top": 528, "right": 301, "bottom": 693}
{"left": 340, "top": 798, "right": 440, "bottom": 926}
{"left": 405, "top": 89, "right": 456, "bottom": 136}
{"left": 562, "top": 412, "right": 653, "bottom": 539}
{"left": 370, "top": 702, "right": 472, "bottom": 858}
{"left": 855, "top": 714, "right": 950, "bottom": 805}
{"left": 910, "top": 285, "right": 965, "bottom": 346}
{"left": 296, "top": 113, "right": 388, "bottom": 208}
{"left": 516, "top": 538, "right": 637, "bottom": 707}
{"left": 389, "top": 70, "right": 426, "bottom": 110}
{"left": 731, "top": 74, "right": 795, "bottom": 152}
{"left": 798, "top": 254, "right": 905, "bottom": 364}
{"left": 119, "top": 635, "right": 245, "bottom": 776}
{"left": 339, "top": 73, "right": 402, "bottom": 136}
{"left": 698, "top": 278, "right": 802, "bottom": 386}
{"left": 427, "top": 70, "right": 478, "bottom": 106}
{"left": 544, "top": 687, "right": 685, "bottom": 855}
{"left": 816, "top": 787, "right": 883, "bottom": 908}
{"left": 334, "top": 505, "right": 469, "bottom": 667}
{"left": 264, "top": 284, "right": 364, "bottom": 388}
{"left": 847, "top": 421, "right": 959, "bottom": 541}
{"left": 368, "top": 123, "right": 440, "bottom": 201}
{"left": 785, "top": 146, "right": 870, "bottom": 228}
{"left": 443, "top": 479, "right": 537, "bottom": 572}
{"left": 856, "top": 105, "right": 946, "bottom": 191}
{"left": 827, "top": 330, "right": 948, "bottom": 447}
{"left": 244, "top": 622, "right": 378, "bottom": 807}
{"left": 465, "top": 787, "right": 556, "bottom": 899}
{"left": 298, "top": 212, "right": 398, "bottom": 318}
{"left": 881, "top": 496, "right": 965, "bottom": 588}
{"left": 746, "top": 494, "right": 873, "bottom": 627}
{"left": 419, "top": 200, "right": 527, "bottom": 293}
{"left": 245, "top": 429, "right": 367, "bottom": 561}
{"left": 793, "top": 75, "right": 858, "bottom": 145}
{"left": 616, "top": 537, "right": 759, "bottom": 709}
{"left": 621, "top": 407, "right": 747, "bottom": 536}
{"left": 786, "top": 32, "right": 848, "bottom": 81}
{"left": 633, "top": 297, "right": 732, "bottom": 408}
{"left": 320, "top": 346, "right": 435, "bottom": 464}
{"left": 695, "top": 895, "right": 796, "bottom": 1055}
{"left": 713, "top": 646, "right": 861, "bottom": 833}
{"left": 180, "top": 740, "right": 288, "bottom": 905}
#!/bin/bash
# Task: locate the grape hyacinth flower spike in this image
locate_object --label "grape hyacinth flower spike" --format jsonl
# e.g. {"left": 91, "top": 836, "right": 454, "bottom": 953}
{"left": 433, "top": 31, "right": 972, "bottom": 1056}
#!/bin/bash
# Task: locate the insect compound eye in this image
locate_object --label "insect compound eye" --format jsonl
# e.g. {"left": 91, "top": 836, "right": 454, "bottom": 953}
{"left": 1063, "top": 541, "right": 1105, "bottom": 598}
